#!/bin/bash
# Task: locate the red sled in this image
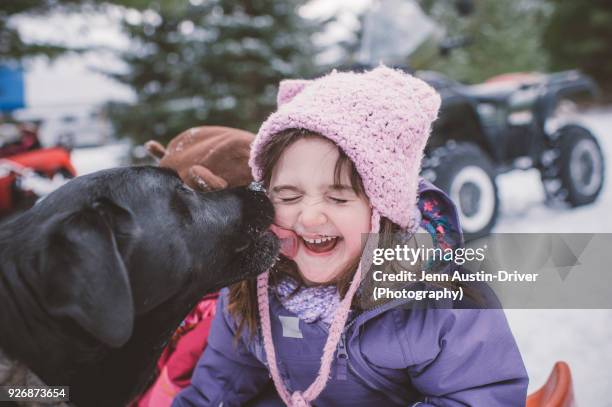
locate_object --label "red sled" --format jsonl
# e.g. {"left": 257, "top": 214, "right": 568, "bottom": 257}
{"left": 0, "top": 147, "right": 76, "bottom": 217}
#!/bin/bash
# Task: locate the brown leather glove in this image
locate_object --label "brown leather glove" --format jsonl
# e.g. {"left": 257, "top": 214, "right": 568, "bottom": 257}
{"left": 145, "top": 126, "right": 254, "bottom": 191}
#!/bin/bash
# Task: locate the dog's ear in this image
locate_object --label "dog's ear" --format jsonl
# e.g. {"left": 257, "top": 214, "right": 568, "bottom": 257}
{"left": 42, "top": 200, "right": 135, "bottom": 348}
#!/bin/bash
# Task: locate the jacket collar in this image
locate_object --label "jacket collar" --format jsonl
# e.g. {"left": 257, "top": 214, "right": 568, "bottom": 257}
{"left": 350, "top": 178, "right": 464, "bottom": 328}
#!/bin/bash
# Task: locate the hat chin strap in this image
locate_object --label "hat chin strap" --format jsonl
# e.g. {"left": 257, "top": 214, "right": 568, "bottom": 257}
{"left": 257, "top": 210, "right": 381, "bottom": 406}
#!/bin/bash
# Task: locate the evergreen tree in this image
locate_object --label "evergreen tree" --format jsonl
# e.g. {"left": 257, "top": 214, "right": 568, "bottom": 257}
{"left": 425, "top": 0, "right": 550, "bottom": 84}
{"left": 0, "top": 0, "right": 88, "bottom": 63}
{"left": 543, "top": 0, "right": 612, "bottom": 93}
{"left": 105, "top": 0, "right": 322, "bottom": 145}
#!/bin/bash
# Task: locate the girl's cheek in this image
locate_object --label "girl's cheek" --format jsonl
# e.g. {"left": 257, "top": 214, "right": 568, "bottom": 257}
{"left": 273, "top": 205, "right": 296, "bottom": 225}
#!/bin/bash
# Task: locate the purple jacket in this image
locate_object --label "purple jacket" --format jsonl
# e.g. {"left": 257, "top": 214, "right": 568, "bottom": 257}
{"left": 172, "top": 181, "right": 528, "bottom": 407}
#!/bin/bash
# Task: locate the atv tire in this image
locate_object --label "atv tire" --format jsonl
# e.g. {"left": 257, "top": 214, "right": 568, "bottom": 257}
{"left": 423, "top": 142, "right": 499, "bottom": 240}
{"left": 541, "top": 125, "right": 604, "bottom": 207}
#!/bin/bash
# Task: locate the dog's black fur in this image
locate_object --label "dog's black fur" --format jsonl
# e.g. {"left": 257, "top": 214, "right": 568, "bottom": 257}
{"left": 0, "top": 166, "right": 278, "bottom": 407}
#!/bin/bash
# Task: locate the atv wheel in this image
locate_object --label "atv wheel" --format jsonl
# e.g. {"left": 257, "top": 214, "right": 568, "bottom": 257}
{"left": 423, "top": 142, "right": 499, "bottom": 240}
{"left": 541, "top": 125, "right": 604, "bottom": 206}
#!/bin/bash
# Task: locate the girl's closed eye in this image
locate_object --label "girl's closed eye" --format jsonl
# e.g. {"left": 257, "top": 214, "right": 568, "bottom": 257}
{"left": 327, "top": 184, "right": 356, "bottom": 205}
{"left": 270, "top": 185, "right": 303, "bottom": 204}
{"left": 274, "top": 194, "right": 301, "bottom": 203}
{"left": 329, "top": 196, "right": 349, "bottom": 204}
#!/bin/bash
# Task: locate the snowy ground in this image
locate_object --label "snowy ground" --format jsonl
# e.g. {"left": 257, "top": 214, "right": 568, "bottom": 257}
{"left": 494, "top": 109, "right": 612, "bottom": 406}
{"left": 70, "top": 108, "right": 612, "bottom": 405}
{"left": 71, "top": 140, "right": 132, "bottom": 175}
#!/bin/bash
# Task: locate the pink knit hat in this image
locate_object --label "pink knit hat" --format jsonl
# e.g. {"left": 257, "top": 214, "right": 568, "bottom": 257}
{"left": 249, "top": 65, "right": 441, "bottom": 230}
{"left": 251, "top": 66, "right": 441, "bottom": 406}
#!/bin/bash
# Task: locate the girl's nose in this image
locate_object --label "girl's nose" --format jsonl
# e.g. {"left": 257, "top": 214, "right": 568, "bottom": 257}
{"left": 298, "top": 205, "right": 327, "bottom": 228}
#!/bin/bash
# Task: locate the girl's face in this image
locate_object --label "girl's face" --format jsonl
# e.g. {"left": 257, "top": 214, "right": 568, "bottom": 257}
{"left": 268, "top": 137, "right": 372, "bottom": 285}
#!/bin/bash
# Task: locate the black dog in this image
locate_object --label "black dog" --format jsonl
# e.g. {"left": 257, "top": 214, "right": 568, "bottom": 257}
{"left": 0, "top": 166, "right": 278, "bottom": 407}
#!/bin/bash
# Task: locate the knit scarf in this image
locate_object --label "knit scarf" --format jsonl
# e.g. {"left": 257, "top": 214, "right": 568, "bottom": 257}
{"left": 275, "top": 276, "right": 340, "bottom": 326}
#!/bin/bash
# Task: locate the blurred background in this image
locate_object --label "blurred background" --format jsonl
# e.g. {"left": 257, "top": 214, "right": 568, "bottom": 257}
{"left": 1, "top": 0, "right": 611, "bottom": 404}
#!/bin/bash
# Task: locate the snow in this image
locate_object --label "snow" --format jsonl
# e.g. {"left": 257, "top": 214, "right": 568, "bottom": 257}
{"left": 71, "top": 140, "right": 131, "bottom": 175}
{"left": 14, "top": 10, "right": 134, "bottom": 110}
{"left": 358, "top": 0, "right": 440, "bottom": 65}
{"left": 13, "top": 11, "right": 134, "bottom": 147}
{"left": 496, "top": 109, "right": 612, "bottom": 406}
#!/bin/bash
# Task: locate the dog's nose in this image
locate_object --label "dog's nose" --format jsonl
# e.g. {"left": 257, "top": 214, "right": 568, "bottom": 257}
{"left": 235, "top": 187, "right": 275, "bottom": 231}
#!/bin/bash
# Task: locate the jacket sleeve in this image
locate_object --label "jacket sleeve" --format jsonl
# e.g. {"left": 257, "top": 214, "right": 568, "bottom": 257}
{"left": 171, "top": 289, "right": 271, "bottom": 407}
{"left": 398, "top": 308, "right": 529, "bottom": 407}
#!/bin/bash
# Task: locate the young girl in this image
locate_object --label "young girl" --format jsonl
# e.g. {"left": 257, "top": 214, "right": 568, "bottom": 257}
{"left": 172, "top": 66, "right": 528, "bottom": 406}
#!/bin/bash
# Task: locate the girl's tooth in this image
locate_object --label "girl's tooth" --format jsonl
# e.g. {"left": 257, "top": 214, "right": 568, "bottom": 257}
{"left": 302, "top": 236, "right": 338, "bottom": 244}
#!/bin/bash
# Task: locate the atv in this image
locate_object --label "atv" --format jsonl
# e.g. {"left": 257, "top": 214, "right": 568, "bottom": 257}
{"left": 418, "top": 69, "right": 604, "bottom": 239}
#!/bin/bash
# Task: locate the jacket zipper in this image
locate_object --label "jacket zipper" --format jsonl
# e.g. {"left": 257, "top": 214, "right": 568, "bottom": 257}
{"left": 334, "top": 300, "right": 419, "bottom": 405}
{"left": 335, "top": 332, "right": 349, "bottom": 380}
{"left": 336, "top": 326, "right": 378, "bottom": 392}
{"left": 335, "top": 312, "right": 361, "bottom": 382}
{"left": 336, "top": 324, "right": 413, "bottom": 405}
{"left": 334, "top": 311, "right": 378, "bottom": 385}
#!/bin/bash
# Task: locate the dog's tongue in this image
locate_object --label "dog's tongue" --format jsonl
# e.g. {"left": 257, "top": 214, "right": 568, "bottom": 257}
{"left": 269, "top": 224, "right": 298, "bottom": 259}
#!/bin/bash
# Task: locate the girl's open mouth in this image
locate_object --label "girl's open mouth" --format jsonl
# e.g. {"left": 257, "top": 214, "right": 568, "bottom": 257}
{"left": 301, "top": 236, "right": 340, "bottom": 255}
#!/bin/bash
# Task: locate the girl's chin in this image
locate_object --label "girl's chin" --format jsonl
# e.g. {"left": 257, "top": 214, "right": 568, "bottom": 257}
{"left": 295, "top": 257, "right": 346, "bottom": 285}
{"left": 298, "top": 270, "right": 340, "bottom": 286}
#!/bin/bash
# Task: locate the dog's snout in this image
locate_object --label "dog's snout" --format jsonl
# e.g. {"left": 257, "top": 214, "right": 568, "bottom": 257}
{"left": 234, "top": 239, "right": 251, "bottom": 254}
{"left": 236, "top": 187, "right": 275, "bottom": 230}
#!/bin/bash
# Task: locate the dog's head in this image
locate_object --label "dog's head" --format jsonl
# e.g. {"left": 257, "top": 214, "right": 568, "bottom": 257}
{"left": 13, "top": 166, "right": 277, "bottom": 350}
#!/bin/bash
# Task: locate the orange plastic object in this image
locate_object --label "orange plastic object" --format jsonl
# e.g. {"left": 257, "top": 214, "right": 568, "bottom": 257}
{"left": 526, "top": 362, "right": 576, "bottom": 407}
{"left": 486, "top": 72, "right": 543, "bottom": 84}
{"left": 8, "top": 147, "right": 76, "bottom": 177}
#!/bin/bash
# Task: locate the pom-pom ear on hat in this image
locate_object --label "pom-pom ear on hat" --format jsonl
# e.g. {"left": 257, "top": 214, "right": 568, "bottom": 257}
{"left": 277, "top": 79, "right": 311, "bottom": 106}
